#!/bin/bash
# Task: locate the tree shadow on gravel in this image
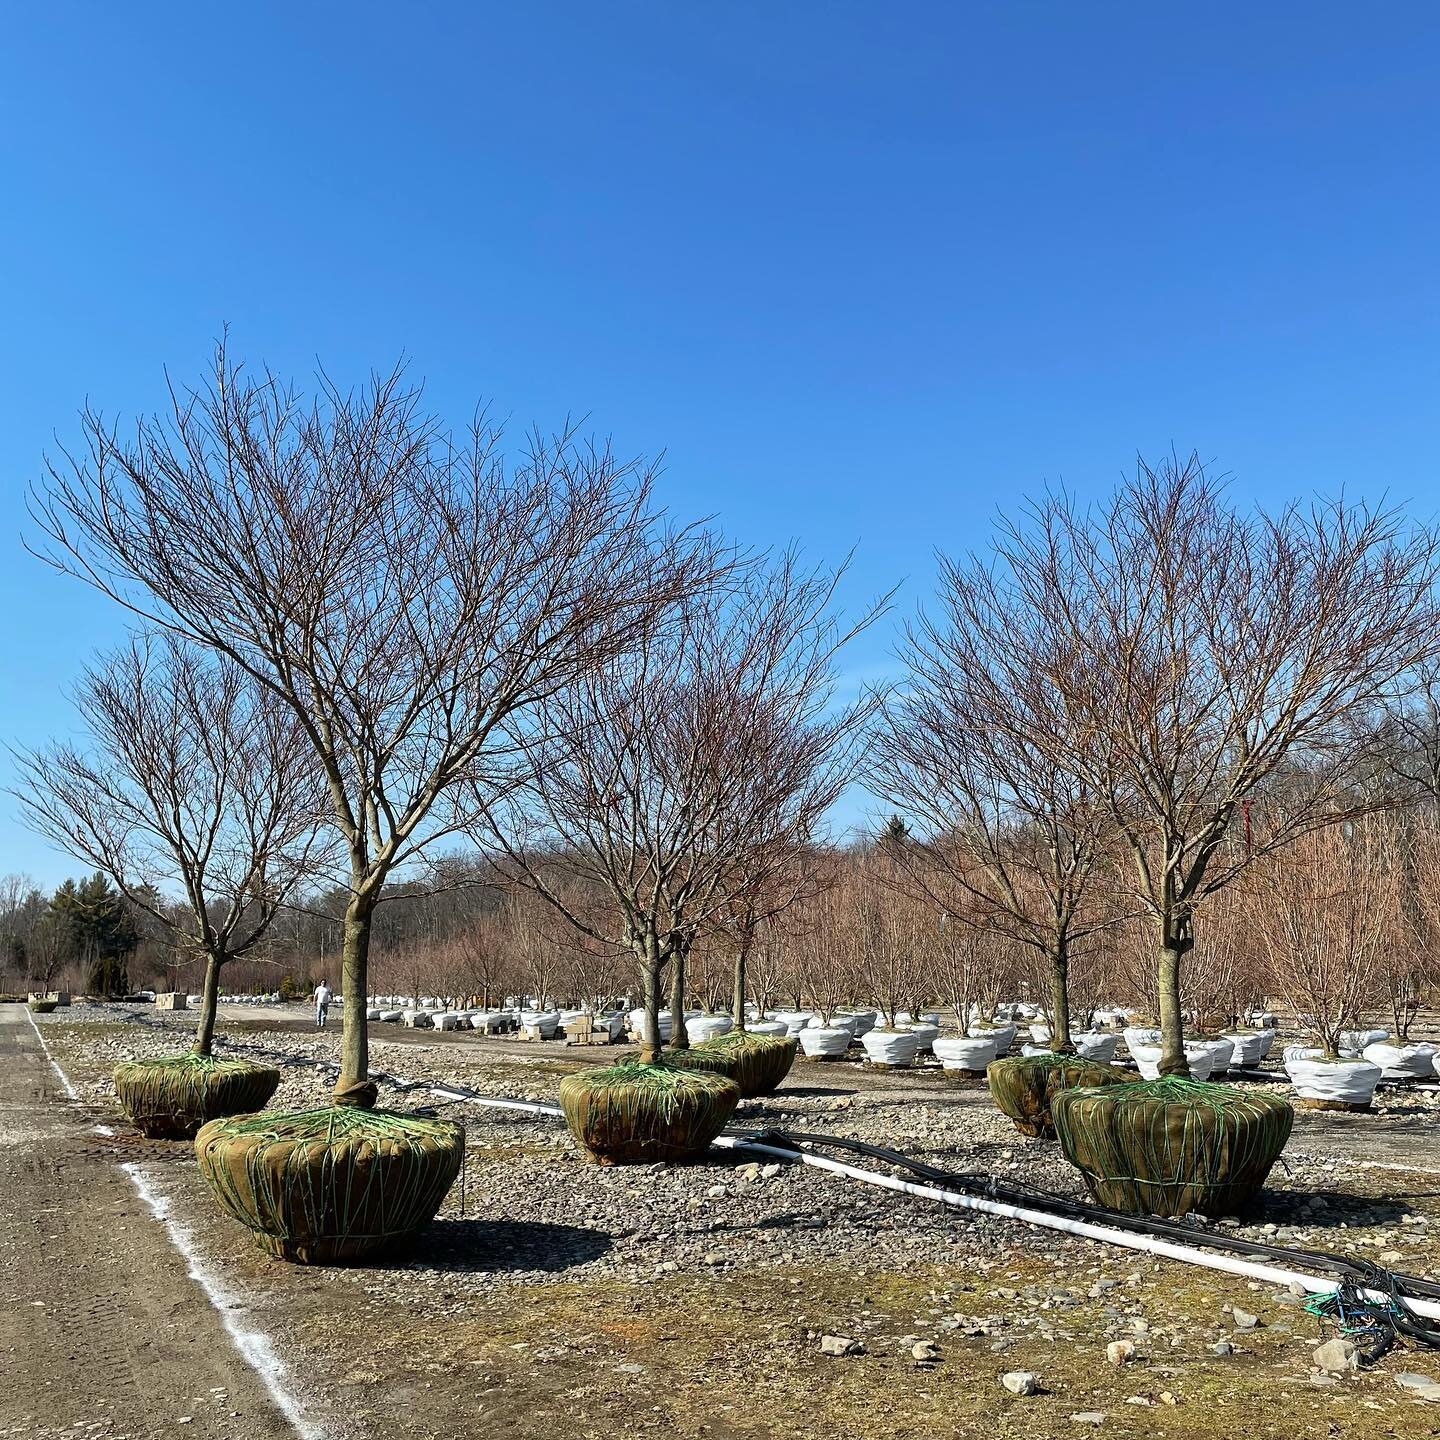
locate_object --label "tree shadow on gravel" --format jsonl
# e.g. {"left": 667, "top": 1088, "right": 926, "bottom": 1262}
{"left": 757, "top": 1084, "right": 856, "bottom": 1099}
{"left": 1251, "top": 1189, "right": 1413, "bottom": 1228}
{"left": 401, "top": 1218, "right": 613, "bottom": 1274}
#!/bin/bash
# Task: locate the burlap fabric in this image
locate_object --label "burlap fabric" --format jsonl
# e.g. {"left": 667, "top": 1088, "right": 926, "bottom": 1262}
{"left": 987, "top": 1052, "right": 1125, "bottom": 1138}
{"left": 114, "top": 1054, "right": 281, "bottom": 1139}
{"left": 195, "top": 1106, "right": 465, "bottom": 1263}
{"left": 559, "top": 1061, "right": 740, "bottom": 1164}
{"left": 667, "top": 1030, "right": 798, "bottom": 1098}
{"left": 1052, "top": 1077, "right": 1294, "bottom": 1218}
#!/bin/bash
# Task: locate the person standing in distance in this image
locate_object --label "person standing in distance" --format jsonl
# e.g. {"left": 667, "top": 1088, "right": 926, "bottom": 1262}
{"left": 313, "top": 978, "right": 333, "bottom": 1030}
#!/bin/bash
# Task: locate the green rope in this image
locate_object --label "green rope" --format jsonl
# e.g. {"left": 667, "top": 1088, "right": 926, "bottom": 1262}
{"left": 1052, "top": 1078, "right": 1293, "bottom": 1219}
{"left": 195, "top": 1106, "right": 465, "bottom": 1262}
{"left": 667, "top": 1031, "right": 797, "bottom": 1097}
{"left": 114, "top": 1053, "right": 280, "bottom": 1139}
{"left": 559, "top": 1060, "right": 740, "bottom": 1163}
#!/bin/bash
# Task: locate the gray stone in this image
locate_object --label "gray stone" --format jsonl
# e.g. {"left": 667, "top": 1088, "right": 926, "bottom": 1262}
{"left": 1231, "top": 1307, "right": 1260, "bottom": 1329}
{"left": 1211, "top": 1341, "right": 1236, "bottom": 1357}
{"left": 1001, "top": 1370, "right": 1040, "bottom": 1396}
{"left": 1070, "top": 1414, "right": 1106, "bottom": 1425}
{"left": 819, "top": 1334, "right": 864, "bottom": 1357}
{"left": 1313, "top": 1338, "right": 1359, "bottom": 1374}
{"left": 911, "top": 1340, "right": 940, "bottom": 1362}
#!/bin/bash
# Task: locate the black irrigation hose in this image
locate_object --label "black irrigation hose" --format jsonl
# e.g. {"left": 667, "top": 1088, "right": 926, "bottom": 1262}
{"left": 93, "top": 1004, "right": 1440, "bottom": 1350}
{"left": 739, "top": 1127, "right": 1440, "bottom": 1351}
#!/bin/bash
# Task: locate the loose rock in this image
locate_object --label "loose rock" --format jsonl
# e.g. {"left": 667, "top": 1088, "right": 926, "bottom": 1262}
{"left": 1106, "top": 1340, "right": 1136, "bottom": 1367}
{"left": 1313, "top": 1338, "right": 1359, "bottom": 1374}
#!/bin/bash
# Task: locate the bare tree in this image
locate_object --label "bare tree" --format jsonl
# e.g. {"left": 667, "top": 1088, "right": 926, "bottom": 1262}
{"left": 842, "top": 845, "right": 936, "bottom": 1028}
{"left": 870, "top": 548, "right": 1122, "bottom": 1053}
{"left": 990, "top": 455, "right": 1440, "bottom": 1074}
{"left": 1253, "top": 821, "right": 1397, "bottom": 1057}
{"left": 480, "top": 553, "right": 878, "bottom": 1061}
{"left": 780, "top": 877, "right": 861, "bottom": 1026}
{"left": 30, "top": 346, "right": 715, "bottom": 1105}
{"left": 708, "top": 842, "right": 835, "bottom": 1030}
{"left": 12, "top": 637, "right": 326, "bottom": 1053}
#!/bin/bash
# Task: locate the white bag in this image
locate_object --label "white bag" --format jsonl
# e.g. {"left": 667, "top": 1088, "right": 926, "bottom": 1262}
{"left": 774, "top": 1010, "right": 817, "bottom": 1036}
{"left": 1129, "top": 1041, "right": 1217, "bottom": 1082}
{"left": 799, "top": 1026, "right": 853, "bottom": 1058}
{"left": 1339, "top": 1027, "right": 1389, "bottom": 1058}
{"left": 1198, "top": 1037, "right": 1235, "bottom": 1073}
{"left": 906, "top": 1022, "right": 940, "bottom": 1053}
{"left": 627, "top": 1009, "right": 674, "bottom": 1044}
{"left": 1362, "top": 1041, "right": 1436, "bottom": 1081}
{"left": 1286, "top": 1054, "right": 1382, "bottom": 1106}
{"left": 747, "top": 1020, "right": 789, "bottom": 1037}
{"left": 1123, "top": 1026, "right": 1162, "bottom": 1055}
{"left": 968, "top": 1022, "right": 1017, "bottom": 1056}
{"left": 861, "top": 1030, "right": 919, "bottom": 1067}
{"left": 933, "top": 1035, "right": 998, "bottom": 1072}
{"left": 686, "top": 1015, "right": 734, "bottom": 1043}
{"left": 1073, "top": 1033, "right": 1120, "bottom": 1063}
{"left": 1222, "top": 1031, "right": 1270, "bottom": 1068}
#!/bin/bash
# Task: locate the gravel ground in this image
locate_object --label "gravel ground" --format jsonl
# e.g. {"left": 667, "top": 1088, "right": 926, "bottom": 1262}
{"left": 25, "top": 1002, "right": 1440, "bottom": 1440}
{"left": 41, "top": 1002, "right": 1440, "bottom": 1288}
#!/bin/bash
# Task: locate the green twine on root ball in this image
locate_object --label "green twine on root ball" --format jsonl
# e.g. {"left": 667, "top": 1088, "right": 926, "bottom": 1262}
{"left": 27, "top": 999, "right": 58, "bottom": 1013}
{"left": 114, "top": 1053, "right": 281, "bottom": 1139}
{"left": 987, "top": 1051, "right": 1126, "bottom": 1138}
{"left": 1052, "top": 1077, "right": 1294, "bottom": 1219}
{"left": 665, "top": 1030, "right": 797, "bottom": 1098}
{"left": 195, "top": 1106, "right": 465, "bottom": 1264}
{"left": 559, "top": 1060, "right": 740, "bottom": 1164}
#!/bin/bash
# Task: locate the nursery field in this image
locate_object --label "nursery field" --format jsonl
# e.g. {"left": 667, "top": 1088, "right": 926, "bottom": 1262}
{"left": 5, "top": 1001, "right": 1440, "bottom": 1440}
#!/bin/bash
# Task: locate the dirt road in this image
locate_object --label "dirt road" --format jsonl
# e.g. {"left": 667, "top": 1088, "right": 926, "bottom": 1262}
{"left": 0, "top": 1003, "right": 305, "bottom": 1440}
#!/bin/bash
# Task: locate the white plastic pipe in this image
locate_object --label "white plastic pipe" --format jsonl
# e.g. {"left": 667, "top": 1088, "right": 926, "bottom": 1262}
{"left": 710, "top": 1135, "right": 1440, "bottom": 1321}
{"left": 215, "top": 1036, "right": 1440, "bottom": 1322}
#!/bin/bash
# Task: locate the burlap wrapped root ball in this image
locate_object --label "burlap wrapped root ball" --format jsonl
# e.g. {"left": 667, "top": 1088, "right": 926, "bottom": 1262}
{"left": 559, "top": 1060, "right": 740, "bottom": 1164}
{"left": 27, "top": 998, "right": 58, "bottom": 1013}
{"left": 1052, "top": 1077, "right": 1294, "bottom": 1219}
{"left": 667, "top": 1030, "right": 798, "bottom": 1098}
{"left": 987, "top": 1052, "right": 1126, "bottom": 1138}
{"left": 114, "top": 1053, "right": 281, "bottom": 1139}
{"left": 195, "top": 1107, "right": 465, "bottom": 1263}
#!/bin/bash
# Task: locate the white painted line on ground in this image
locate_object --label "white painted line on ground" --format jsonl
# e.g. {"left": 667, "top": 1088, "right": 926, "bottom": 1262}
{"left": 121, "top": 1163, "right": 323, "bottom": 1440}
{"left": 24, "top": 1008, "right": 320, "bottom": 1440}
{"left": 25, "top": 1008, "right": 80, "bottom": 1101}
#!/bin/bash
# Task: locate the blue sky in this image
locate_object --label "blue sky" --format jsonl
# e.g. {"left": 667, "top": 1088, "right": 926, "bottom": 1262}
{"left": 2, "top": 3, "right": 1438, "bottom": 887}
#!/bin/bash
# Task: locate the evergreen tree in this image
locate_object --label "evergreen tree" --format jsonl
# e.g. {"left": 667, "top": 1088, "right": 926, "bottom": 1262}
{"left": 49, "top": 873, "right": 137, "bottom": 996}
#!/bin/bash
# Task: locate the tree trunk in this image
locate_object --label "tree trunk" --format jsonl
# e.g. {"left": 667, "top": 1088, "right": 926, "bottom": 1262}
{"left": 1157, "top": 914, "right": 1194, "bottom": 1078}
{"left": 639, "top": 943, "right": 664, "bottom": 1064}
{"left": 192, "top": 952, "right": 223, "bottom": 1057}
{"left": 731, "top": 948, "right": 747, "bottom": 1031}
{"left": 669, "top": 945, "right": 690, "bottom": 1050}
{"left": 1047, "top": 940, "right": 1076, "bottom": 1054}
{"left": 335, "top": 890, "right": 377, "bottom": 1107}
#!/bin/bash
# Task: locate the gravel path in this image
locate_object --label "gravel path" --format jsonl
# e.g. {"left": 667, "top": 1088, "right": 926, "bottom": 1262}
{"left": 0, "top": 1004, "right": 301, "bottom": 1440}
